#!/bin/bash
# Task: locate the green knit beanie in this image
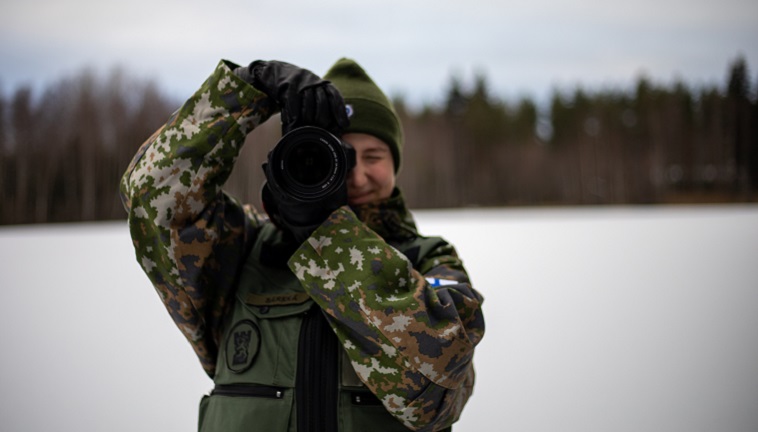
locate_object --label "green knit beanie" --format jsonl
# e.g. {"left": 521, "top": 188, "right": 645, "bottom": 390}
{"left": 324, "top": 58, "right": 403, "bottom": 172}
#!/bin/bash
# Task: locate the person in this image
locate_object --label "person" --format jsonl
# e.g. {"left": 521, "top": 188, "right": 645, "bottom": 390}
{"left": 120, "top": 57, "right": 485, "bottom": 432}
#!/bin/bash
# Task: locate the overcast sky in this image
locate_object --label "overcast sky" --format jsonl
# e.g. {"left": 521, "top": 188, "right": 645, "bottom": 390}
{"left": 1, "top": 0, "right": 757, "bottom": 108}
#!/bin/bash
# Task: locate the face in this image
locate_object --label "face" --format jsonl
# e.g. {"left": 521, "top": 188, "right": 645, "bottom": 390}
{"left": 343, "top": 133, "right": 396, "bottom": 206}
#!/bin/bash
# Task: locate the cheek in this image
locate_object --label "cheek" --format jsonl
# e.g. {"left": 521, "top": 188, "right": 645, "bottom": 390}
{"left": 375, "top": 164, "right": 396, "bottom": 193}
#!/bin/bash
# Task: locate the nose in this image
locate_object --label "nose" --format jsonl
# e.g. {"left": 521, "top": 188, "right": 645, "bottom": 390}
{"left": 348, "top": 159, "right": 367, "bottom": 189}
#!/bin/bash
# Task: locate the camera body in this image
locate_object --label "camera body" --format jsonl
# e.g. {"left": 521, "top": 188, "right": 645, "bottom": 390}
{"left": 263, "top": 126, "right": 355, "bottom": 225}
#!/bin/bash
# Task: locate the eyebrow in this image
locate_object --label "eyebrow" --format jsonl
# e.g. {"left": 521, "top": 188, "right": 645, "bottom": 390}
{"left": 363, "top": 146, "right": 389, "bottom": 154}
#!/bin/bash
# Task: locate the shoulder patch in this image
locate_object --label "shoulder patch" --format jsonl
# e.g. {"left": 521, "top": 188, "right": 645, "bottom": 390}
{"left": 225, "top": 320, "right": 261, "bottom": 373}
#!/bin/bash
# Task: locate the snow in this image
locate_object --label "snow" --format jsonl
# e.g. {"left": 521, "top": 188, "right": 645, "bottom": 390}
{"left": 1, "top": 205, "right": 757, "bottom": 432}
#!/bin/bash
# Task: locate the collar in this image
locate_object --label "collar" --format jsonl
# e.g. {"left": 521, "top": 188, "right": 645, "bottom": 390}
{"left": 349, "top": 188, "right": 418, "bottom": 242}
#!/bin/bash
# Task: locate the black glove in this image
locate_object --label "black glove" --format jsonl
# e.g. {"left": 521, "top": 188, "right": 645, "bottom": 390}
{"left": 261, "top": 181, "right": 347, "bottom": 245}
{"left": 235, "top": 60, "right": 349, "bottom": 135}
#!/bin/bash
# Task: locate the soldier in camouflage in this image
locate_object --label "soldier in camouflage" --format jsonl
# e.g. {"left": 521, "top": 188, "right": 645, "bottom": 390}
{"left": 120, "top": 57, "right": 485, "bottom": 432}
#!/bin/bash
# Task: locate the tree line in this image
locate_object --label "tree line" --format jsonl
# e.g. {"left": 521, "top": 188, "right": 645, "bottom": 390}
{"left": 1, "top": 57, "right": 756, "bottom": 225}
{"left": 398, "top": 56, "right": 758, "bottom": 208}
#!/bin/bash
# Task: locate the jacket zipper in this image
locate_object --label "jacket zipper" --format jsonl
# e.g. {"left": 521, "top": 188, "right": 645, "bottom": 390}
{"left": 212, "top": 383, "right": 286, "bottom": 399}
{"left": 296, "top": 304, "right": 339, "bottom": 432}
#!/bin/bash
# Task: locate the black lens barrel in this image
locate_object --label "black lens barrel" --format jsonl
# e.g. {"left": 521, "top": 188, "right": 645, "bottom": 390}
{"left": 265, "top": 126, "right": 354, "bottom": 203}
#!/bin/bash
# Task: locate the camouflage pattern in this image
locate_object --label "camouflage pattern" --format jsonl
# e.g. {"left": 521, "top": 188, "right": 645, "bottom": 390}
{"left": 121, "top": 60, "right": 485, "bottom": 432}
{"left": 120, "top": 60, "right": 274, "bottom": 375}
{"left": 350, "top": 190, "right": 419, "bottom": 243}
{"left": 289, "top": 207, "right": 483, "bottom": 431}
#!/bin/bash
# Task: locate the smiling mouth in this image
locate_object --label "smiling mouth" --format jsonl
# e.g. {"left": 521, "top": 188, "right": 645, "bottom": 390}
{"left": 348, "top": 192, "right": 372, "bottom": 204}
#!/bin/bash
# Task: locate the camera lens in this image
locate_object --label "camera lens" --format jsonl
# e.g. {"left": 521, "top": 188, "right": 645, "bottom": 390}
{"left": 284, "top": 140, "right": 333, "bottom": 186}
{"left": 265, "top": 126, "right": 355, "bottom": 203}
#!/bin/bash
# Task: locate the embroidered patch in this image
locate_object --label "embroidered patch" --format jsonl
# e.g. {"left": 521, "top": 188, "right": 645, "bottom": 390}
{"left": 225, "top": 320, "right": 261, "bottom": 374}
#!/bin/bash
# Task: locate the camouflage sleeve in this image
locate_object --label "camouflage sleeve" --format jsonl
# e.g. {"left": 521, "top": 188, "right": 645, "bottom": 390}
{"left": 288, "top": 207, "right": 485, "bottom": 431}
{"left": 120, "top": 60, "right": 276, "bottom": 377}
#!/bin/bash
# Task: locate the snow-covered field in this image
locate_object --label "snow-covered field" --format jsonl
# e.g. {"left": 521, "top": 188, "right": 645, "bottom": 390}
{"left": 1, "top": 205, "right": 757, "bottom": 432}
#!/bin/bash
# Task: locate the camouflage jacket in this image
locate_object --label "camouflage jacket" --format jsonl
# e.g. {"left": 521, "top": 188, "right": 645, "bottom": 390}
{"left": 120, "top": 60, "right": 485, "bottom": 431}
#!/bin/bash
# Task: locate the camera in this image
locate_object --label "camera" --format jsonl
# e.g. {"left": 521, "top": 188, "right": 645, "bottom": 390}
{"left": 264, "top": 126, "right": 356, "bottom": 204}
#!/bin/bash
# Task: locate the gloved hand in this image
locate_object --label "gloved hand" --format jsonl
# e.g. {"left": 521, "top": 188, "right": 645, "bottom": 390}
{"left": 235, "top": 60, "right": 349, "bottom": 135}
{"left": 261, "top": 181, "right": 347, "bottom": 245}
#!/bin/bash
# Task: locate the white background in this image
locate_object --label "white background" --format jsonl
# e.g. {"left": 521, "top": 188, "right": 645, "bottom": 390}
{"left": 1, "top": 205, "right": 757, "bottom": 431}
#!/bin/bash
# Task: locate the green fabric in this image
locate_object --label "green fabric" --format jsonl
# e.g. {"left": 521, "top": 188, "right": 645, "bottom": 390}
{"left": 119, "top": 59, "right": 274, "bottom": 377}
{"left": 199, "top": 392, "right": 294, "bottom": 432}
{"left": 288, "top": 207, "right": 481, "bottom": 430}
{"left": 200, "top": 223, "right": 304, "bottom": 432}
{"left": 121, "top": 60, "right": 484, "bottom": 432}
{"left": 350, "top": 188, "right": 418, "bottom": 242}
{"left": 324, "top": 58, "right": 404, "bottom": 172}
{"left": 202, "top": 221, "right": 417, "bottom": 431}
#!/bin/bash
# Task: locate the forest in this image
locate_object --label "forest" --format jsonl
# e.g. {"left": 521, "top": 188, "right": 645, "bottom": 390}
{"left": 0, "top": 57, "right": 756, "bottom": 225}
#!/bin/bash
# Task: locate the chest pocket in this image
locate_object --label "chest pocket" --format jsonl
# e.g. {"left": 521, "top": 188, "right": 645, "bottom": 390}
{"left": 200, "top": 229, "right": 313, "bottom": 432}
{"left": 214, "top": 246, "right": 312, "bottom": 387}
